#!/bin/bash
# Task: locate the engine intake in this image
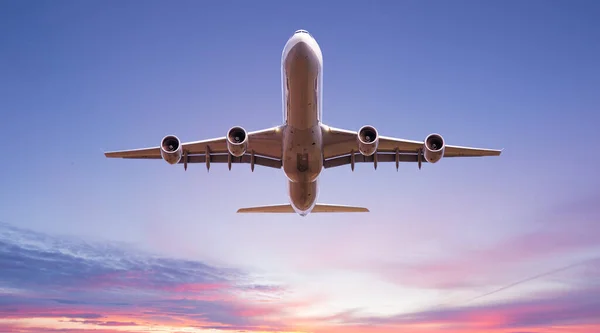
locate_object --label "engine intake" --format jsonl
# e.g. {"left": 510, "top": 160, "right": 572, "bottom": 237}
{"left": 357, "top": 125, "right": 379, "bottom": 156}
{"left": 160, "top": 135, "right": 183, "bottom": 165}
{"left": 227, "top": 126, "right": 248, "bottom": 157}
{"left": 423, "top": 133, "right": 445, "bottom": 163}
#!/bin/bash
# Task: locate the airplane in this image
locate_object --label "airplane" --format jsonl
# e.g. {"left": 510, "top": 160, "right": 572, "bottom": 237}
{"left": 104, "top": 29, "right": 502, "bottom": 216}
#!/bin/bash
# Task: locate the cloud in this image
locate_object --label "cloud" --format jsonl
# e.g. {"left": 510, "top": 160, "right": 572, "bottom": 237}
{"left": 0, "top": 222, "right": 299, "bottom": 332}
{"left": 358, "top": 191, "right": 600, "bottom": 290}
{"left": 2, "top": 221, "right": 599, "bottom": 333}
{"left": 69, "top": 319, "right": 139, "bottom": 326}
{"left": 308, "top": 258, "right": 600, "bottom": 333}
{"left": 0, "top": 227, "right": 241, "bottom": 292}
{"left": 349, "top": 284, "right": 600, "bottom": 331}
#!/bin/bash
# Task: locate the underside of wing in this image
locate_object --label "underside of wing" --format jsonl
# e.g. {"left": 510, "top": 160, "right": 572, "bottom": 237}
{"left": 443, "top": 145, "right": 504, "bottom": 157}
{"left": 104, "top": 126, "right": 283, "bottom": 170}
{"left": 104, "top": 146, "right": 162, "bottom": 159}
{"left": 322, "top": 124, "right": 502, "bottom": 169}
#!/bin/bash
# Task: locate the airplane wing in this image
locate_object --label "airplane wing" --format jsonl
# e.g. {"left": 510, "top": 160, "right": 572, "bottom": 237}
{"left": 104, "top": 126, "right": 283, "bottom": 170}
{"left": 322, "top": 125, "right": 502, "bottom": 169}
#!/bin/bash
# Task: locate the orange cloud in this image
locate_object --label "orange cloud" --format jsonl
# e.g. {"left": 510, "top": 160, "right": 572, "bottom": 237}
{"left": 1, "top": 222, "right": 599, "bottom": 333}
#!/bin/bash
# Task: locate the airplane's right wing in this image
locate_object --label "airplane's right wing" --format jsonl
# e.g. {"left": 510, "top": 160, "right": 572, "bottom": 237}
{"left": 105, "top": 126, "right": 284, "bottom": 170}
{"left": 321, "top": 125, "right": 502, "bottom": 170}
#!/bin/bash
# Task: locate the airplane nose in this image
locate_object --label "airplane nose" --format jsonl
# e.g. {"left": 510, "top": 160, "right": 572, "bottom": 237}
{"left": 295, "top": 29, "right": 311, "bottom": 36}
{"left": 289, "top": 41, "right": 313, "bottom": 58}
{"left": 284, "top": 41, "right": 320, "bottom": 73}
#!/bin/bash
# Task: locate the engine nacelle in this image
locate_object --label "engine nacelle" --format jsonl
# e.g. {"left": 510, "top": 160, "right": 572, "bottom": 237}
{"left": 423, "top": 133, "right": 445, "bottom": 163}
{"left": 357, "top": 125, "right": 379, "bottom": 156}
{"left": 160, "top": 135, "right": 183, "bottom": 165}
{"left": 227, "top": 126, "right": 248, "bottom": 157}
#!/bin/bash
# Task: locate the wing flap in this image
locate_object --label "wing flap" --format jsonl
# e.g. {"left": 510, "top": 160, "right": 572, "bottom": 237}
{"left": 324, "top": 152, "right": 421, "bottom": 169}
{"left": 323, "top": 147, "right": 503, "bottom": 169}
{"left": 182, "top": 154, "right": 282, "bottom": 169}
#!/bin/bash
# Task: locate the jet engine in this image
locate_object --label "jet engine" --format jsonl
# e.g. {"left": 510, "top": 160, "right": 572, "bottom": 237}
{"left": 357, "top": 125, "right": 379, "bottom": 156}
{"left": 160, "top": 135, "right": 183, "bottom": 165}
{"left": 423, "top": 133, "right": 445, "bottom": 163}
{"left": 227, "top": 126, "right": 248, "bottom": 157}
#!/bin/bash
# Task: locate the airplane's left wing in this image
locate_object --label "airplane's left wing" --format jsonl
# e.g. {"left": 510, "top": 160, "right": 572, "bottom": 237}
{"left": 105, "top": 126, "right": 283, "bottom": 170}
{"left": 322, "top": 125, "right": 502, "bottom": 170}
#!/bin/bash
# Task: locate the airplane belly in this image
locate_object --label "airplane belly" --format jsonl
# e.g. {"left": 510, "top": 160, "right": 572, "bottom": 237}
{"left": 283, "top": 39, "right": 320, "bottom": 130}
{"left": 282, "top": 125, "right": 323, "bottom": 183}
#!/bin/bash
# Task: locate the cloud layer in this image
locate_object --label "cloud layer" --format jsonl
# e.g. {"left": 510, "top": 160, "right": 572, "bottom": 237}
{"left": 1, "top": 220, "right": 599, "bottom": 333}
{"left": 351, "top": 191, "right": 600, "bottom": 293}
{"left": 0, "top": 222, "right": 301, "bottom": 332}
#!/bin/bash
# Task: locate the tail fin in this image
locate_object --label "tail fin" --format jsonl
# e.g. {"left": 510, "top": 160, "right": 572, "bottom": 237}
{"left": 237, "top": 203, "right": 369, "bottom": 213}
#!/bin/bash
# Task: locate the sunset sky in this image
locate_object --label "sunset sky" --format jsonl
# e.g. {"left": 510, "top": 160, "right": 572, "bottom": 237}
{"left": 1, "top": 0, "right": 599, "bottom": 332}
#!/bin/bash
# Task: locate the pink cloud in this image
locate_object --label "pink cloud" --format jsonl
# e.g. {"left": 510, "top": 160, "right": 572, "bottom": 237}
{"left": 357, "top": 192, "right": 600, "bottom": 290}
{"left": 2, "top": 218, "right": 599, "bottom": 333}
{"left": 303, "top": 284, "right": 600, "bottom": 333}
{"left": 163, "top": 282, "right": 226, "bottom": 293}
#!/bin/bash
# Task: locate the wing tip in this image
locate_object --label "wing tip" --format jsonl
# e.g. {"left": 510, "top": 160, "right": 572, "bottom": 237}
{"left": 104, "top": 151, "right": 122, "bottom": 158}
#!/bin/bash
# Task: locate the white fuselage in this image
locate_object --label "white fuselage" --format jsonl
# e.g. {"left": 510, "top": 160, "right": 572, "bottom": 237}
{"left": 280, "top": 30, "right": 324, "bottom": 216}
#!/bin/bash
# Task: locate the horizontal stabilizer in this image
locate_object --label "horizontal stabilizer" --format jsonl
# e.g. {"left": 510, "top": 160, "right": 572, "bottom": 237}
{"left": 237, "top": 204, "right": 295, "bottom": 213}
{"left": 237, "top": 203, "right": 369, "bottom": 213}
{"left": 313, "top": 204, "right": 369, "bottom": 212}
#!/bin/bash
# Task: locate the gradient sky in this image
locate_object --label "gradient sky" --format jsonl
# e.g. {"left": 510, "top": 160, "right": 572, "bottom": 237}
{"left": 1, "top": 0, "right": 600, "bottom": 332}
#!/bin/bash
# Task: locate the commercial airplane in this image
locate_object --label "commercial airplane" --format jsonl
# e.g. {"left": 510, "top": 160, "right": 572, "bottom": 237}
{"left": 105, "top": 29, "right": 502, "bottom": 216}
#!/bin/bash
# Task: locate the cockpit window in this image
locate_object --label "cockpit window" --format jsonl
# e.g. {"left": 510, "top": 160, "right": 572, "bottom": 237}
{"left": 295, "top": 29, "right": 309, "bottom": 34}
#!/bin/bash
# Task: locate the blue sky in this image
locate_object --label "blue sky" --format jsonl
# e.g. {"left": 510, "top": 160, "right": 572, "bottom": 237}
{"left": 1, "top": 1, "right": 599, "bottom": 332}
